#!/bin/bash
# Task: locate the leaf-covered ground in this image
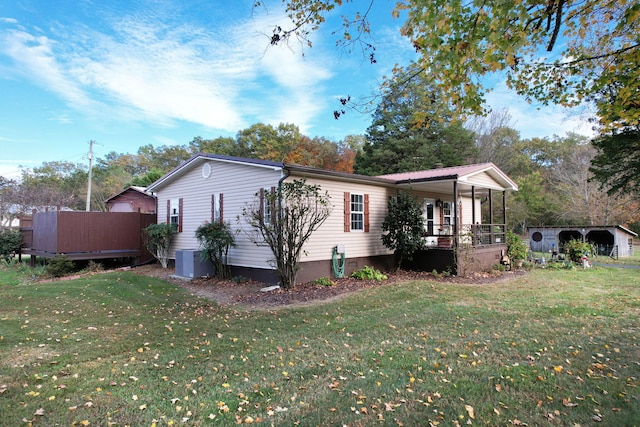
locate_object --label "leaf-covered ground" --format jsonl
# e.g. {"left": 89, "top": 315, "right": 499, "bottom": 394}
{"left": 135, "top": 264, "right": 526, "bottom": 308}
{"left": 2, "top": 263, "right": 638, "bottom": 426}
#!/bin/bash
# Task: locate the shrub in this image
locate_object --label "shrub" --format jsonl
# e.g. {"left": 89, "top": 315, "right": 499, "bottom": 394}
{"left": 564, "top": 239, "right": 593, "bottom": 264}
{"left": 351, "top": 265, "right": 388, "bottom": 281}
{"left": 0, "top": 228, "right": 22, "bottom": 262}
{"left": 381, "top": 190, "right": 425, "bottom": 269}
{"left": 143, "top": 223, "right": 176, "bottom": 269}
{"left": 195, "top": 221, "right": 236, "bottom": 279}
{"left": 312, "top": 276, "right": 336, "bottom": 287}
{"left": 506, "top": 231, "right": 528, "bottom": 260}
{"left": 45, "top": 254, "right": 76, "bottom": 278}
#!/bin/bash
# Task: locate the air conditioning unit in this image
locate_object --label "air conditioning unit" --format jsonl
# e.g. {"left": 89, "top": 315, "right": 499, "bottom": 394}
{"left": 175, "top": 249, "right": 216, "bottom": 278}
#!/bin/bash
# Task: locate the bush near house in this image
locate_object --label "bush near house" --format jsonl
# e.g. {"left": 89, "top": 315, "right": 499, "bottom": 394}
{"left": 195, "top": 221, "right": 236, "bottom": 279}
{"left": 0, "top": 228, "right": 22, "bottom": 261}
{"left": 506, "top": 231, "right": 528, "bottom": 260}
{"left": 143, "top": 223, "right": 176, "bottom": 269}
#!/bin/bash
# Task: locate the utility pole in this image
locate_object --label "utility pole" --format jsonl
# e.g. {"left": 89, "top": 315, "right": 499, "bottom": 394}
{"left": 85, "top": 140, "right": 95, "bottom": 212}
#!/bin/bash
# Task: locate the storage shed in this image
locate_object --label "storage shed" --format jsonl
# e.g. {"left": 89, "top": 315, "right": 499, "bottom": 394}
{"left": 106, "top": 186, "right": 156, "bottom": 214}
{"left": 528, "top": 225, "right": 637, "bottom": 258}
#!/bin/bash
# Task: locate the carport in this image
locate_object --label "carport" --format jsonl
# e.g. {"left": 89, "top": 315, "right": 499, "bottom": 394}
{"left": 529, "top": 225, "right": 637, "bottom": 258}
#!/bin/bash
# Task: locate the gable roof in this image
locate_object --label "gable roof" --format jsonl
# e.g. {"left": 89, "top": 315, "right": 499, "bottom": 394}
{"left": 378, "top": 163, "right": 518, "bottom": 193}
{"left": 147, "top": 153, "right": 284, "bottom": 192}
{"left": 105, "top": 186, "right": 155, "bottom": 203}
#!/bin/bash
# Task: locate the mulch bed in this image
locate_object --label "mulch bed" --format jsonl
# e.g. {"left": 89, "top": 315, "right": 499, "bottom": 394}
{"left": 135, "top": 265, "right": 526, "bottom": 309}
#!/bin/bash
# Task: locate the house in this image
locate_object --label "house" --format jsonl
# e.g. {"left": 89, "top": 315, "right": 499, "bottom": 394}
{"left": 106, "top": 186, "right": 156, "bottom": 213}
{"left": 528, "top": 225, "right": 637, "bottom": 258}
{"left": 146, "top": 154, "right": 518, "bottom": 283}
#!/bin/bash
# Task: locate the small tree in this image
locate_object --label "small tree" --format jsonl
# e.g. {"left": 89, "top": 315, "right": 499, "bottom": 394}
{"left": 143, "top": 223, "right": 176, "bottom": 269}
{"left": 242, "top": 179, "right": 332, "bottom": 289}
{"left": 195, "top": 221, "right": 236, "bottom": 279}
{"left": 506, "top": 231, "right": 528, "bottom": 261}
{"left": 381, "top": 190, "right": 425, "bottom": 269}
{"left": 564, "top": 239, "right": 594, "bottom": 264}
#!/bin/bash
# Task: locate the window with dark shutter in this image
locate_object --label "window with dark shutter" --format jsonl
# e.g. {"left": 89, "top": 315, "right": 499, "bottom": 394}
{"left": 212, "top": 193, "right": 224, "bottom": 223}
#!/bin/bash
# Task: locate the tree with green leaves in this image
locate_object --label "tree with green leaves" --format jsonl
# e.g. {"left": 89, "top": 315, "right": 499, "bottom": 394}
{"left": 18, "top": 161, "right": 88, "bottom": 210}
{"left": 381, "top": 190, "right": 425, "bottom": 269}
{"left": 591, "top": 126, "right": 640, "bottom": 195}
{"left": 264, "top": 0, "right": 639, "bottom": 130}
{"left": 143, "top": 223, "right": 176, "bottom": 269}
{"left": 195, "top": 221, "right": 236, "bottom": 279}
{"left": 128, "top": 168, "right": 165, "bottom": 188}
{"left": 354, "top": 64, "right": 477, "bottom": 175}
{"left": 242, "top": 179, "right": 332, "bottom": 289}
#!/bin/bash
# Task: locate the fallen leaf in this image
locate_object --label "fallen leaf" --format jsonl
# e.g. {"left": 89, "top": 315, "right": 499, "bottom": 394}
{"left": 34, "top": 408, "right": 45, "bottom": 416}
{"left": 465, "top": 404, "right": 475, "bottom": 419}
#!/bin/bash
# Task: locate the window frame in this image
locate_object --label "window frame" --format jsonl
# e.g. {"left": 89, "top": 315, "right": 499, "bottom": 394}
{"left": 167, "top": 198, "right": 183, "bottom": 232}
{"left": 211, "top": 193, "right": 223, "bottom": 223}
{"left": 350, "top": 193, "right": 365, "bottom": 232}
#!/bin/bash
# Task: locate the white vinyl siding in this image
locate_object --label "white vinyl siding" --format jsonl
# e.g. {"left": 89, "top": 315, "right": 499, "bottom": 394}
{"left": 466, "top": 171, "right": 506, "bottom": 190}
{"left": 286, "top": 173, "right": 394, "bottom": 262}
{"left": 154, "top": 159, "right": 283, "bottom": 269}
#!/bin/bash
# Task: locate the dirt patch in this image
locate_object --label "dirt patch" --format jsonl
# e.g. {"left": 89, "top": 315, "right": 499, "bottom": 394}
{"left": 132, "top": 264, "right": 526, "bottom": 309}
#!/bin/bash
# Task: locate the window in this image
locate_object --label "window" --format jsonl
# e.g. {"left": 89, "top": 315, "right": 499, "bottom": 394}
{"left": 167, "top": 198, "right": 183, "bottom": 232}
{"left": 423, "top": 199, "right": 435, "bottom": 235}
{"left": 344, "top": 192, "right": 369, "bottom": 232}
{"left": 351, "top": 194, "right": 364, "bottom": 231}
{"left": 260, "top": 187, "right": 275, "bottom": 225}
{"left": 442, "top": 201, "right": 452, "bottom": 233}
{"left": 211, "top": 193, "right": 223, "bottom": 223}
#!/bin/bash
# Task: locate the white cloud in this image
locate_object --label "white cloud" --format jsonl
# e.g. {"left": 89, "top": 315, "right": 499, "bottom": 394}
{"left": 0, "top": 4, "right": 340, "bottom": 135}
{"left": 0, "top": 29, "right": 98, "bottom": 112}
{"left": 485, "top": 81, "right": 596, "bottom": 139}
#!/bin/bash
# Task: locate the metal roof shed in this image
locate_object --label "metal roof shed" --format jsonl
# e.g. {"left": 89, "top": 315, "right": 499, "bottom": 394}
{"left": 528, "top": 225, "right": 637, "bottom": 258}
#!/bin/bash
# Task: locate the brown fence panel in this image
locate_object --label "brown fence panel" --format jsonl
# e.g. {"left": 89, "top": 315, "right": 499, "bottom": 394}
{"left": 32, "top": 211, "right": 59, "bottom": 253}
{"left": 23, "top": 211, "right": 158, "bottom": 261}
{"left": 55, "top": 212, "right": 143, "bottom": 253}
{"left": 19, "top": 215, "right": 33, "bottom": 249}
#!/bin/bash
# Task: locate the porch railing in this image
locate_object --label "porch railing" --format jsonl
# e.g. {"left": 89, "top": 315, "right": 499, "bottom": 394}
{"left": 423, "top": 223, "right": 507, "bottom": 248}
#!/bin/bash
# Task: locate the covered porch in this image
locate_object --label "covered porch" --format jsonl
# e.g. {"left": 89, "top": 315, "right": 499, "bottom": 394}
{"left": 380, "top": 163, "right": 518, "bottom": 274}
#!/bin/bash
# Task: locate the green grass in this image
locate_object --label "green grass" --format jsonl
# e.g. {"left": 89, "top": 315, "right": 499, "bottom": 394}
{"left": 1, "top": 264, "right": 639, "bottom": 426}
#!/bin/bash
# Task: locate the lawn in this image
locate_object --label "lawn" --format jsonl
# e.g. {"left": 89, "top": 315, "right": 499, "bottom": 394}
{"left": 1, "top": 264, "right": 639, "bottom": 426}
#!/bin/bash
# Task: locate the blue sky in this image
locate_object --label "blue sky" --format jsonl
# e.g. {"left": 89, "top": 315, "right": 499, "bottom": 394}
{"left": 0, "top": 0, "right": 594, "bottom": 179}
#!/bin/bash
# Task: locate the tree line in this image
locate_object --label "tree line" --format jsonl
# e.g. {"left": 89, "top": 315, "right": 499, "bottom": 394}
{"left": 1, "top": 107, "right": 638, "bottom": 235}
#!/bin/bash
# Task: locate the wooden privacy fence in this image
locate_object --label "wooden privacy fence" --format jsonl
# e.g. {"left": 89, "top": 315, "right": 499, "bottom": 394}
{"left": 20, "top": 211, "right": 157, "bottom": 264}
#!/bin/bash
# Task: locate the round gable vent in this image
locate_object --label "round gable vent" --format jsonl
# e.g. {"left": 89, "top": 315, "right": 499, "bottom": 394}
{"left": 202, "top": 163, "right": 211, "bottom": 178}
